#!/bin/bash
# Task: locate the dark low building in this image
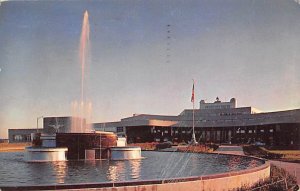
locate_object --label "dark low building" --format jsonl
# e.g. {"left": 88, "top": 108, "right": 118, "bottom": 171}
{"left": 8, "top": 129, "right": 37, "bottom": 143}
{"left": 94, "top": 98, "right": 300, "bottom": 147}
{"left": 8, "top": 98, "right": 300, "bottom": 147}
{"left": 0, "top": 139, "right": 9, "bottom": 143}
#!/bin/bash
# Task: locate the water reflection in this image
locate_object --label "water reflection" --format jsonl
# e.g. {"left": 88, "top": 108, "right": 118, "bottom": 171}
{"left": 248, "top": 159, "right": 261, "bottom": 168}
{"left": 52, "top": 162, "right": 67, "bottom": 184}
{"left": 107, "top": 161, "right": 125, "bottom": 181}
{"left": 85, "top": 159, "right": 96, "bottom": 166}
{"left": 228, "top": 156, "right": 241, "bottom": 171}
{"left": 106, "top": 159, "right": 142, "bottom": 181}
{"left": 129, "top": 160, "right": 141, "bottom": 179}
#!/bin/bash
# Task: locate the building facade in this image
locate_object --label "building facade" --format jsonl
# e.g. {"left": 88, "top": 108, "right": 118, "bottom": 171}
{"left": 8, "top": 129, "right": 37, "bottom": 143}
{"left": 94, "top": 98, "right": 300, "bottom": 147}
{"left": 199, "top": 97, "right": 237, "bottom": 110}
{"left": 8, "top": 98, "right": 300, "bottom": 147}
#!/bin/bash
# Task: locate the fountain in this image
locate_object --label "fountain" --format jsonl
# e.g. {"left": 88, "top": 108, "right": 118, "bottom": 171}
{"left": 26, "top": 115, "right": 120, "bottom": 161}
{"left": 71, "top": 10, "right": 92, "bottom": 133}
{"left": 25, "top": 10, "right": 141, "bottom": 162}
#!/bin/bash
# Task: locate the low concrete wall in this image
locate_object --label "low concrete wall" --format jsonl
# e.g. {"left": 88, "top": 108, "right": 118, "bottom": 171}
{"left": 25, "top": 147, "right": 68, "bottom": 162}
{"left": 1, "top": 160, "right": 270, "bottom": 191}
{"left": 110, "top": 146, "right": 142, "bottom": 160}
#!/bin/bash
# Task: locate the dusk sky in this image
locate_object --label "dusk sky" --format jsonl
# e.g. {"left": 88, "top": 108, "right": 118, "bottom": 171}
{"left": 1, "top": 0, "right": 300, "bottom": 138}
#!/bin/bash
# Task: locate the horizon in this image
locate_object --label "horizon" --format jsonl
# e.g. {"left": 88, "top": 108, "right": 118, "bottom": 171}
{"left": 1, "top": 0, "right": 300, "bottom": 138}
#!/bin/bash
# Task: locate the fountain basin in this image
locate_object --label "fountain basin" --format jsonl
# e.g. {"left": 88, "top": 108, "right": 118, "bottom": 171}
{"left": 0, "top": 151, "right": 269, "bottom": 191}
{"left": 25, "top": 147, "right": 68, "bottom": 162}
{"left": 110, "top": 146, "right": 142, "bottom": 160}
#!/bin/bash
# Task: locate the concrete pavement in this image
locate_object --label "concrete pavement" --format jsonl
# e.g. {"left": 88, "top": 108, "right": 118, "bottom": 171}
{"left": 214, "top": 145, "right": 300, "bottom": 185}
{"left": 213, "top": 145, "right": 245, "bottom": 155}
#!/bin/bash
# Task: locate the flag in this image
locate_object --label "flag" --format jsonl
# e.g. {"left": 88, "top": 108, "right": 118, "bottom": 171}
{"left": 191, "top": 82, "right": 195, "bottom": 102}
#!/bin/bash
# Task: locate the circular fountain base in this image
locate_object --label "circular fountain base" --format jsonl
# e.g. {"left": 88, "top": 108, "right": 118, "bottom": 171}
{"left": 0, "top": 151, "right": 269, "bottom": 191}
{"left": 110, "top": 146, "right": 142, "bottom": 160}
{"left": 25, "top": 147, "right": 68, "bottom": 162}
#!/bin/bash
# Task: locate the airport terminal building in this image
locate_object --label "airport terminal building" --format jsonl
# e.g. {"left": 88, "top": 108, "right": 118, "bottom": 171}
{"left": 94, "top": 98, "right": 300, "bottom": 147}
{"left": 8, "top": 98, "right": 300, "bottom": 147}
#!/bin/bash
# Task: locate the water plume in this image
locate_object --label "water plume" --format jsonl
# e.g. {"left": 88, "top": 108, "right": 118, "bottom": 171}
{"left": 71, "top": 10, "right": 92, "bottom": 133}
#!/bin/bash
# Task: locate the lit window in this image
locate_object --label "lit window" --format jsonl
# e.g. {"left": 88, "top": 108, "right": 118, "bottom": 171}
{"left": 270, "top": 129, "right": 273, "bottom": 132}
{"left": 260, "top": 129, "right": 264, "bottom": 133}
{"left": 14, "top": 135, "right": 23, "bottom": 141}
{"left": 249, "top": 130, "right": 252, "bottom": 133}
{"left": 165, "top": 130, "right": 168, "bottom": 133}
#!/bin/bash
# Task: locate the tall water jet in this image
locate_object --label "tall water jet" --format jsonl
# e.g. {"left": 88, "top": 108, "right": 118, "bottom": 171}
{"left": 80, "top": 10, "right": 89, "bottom": 109}
{"left": 71, "top": 10, "right": 92, "bottom": 133}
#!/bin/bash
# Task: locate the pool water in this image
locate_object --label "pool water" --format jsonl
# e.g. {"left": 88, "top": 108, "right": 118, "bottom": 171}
{"left": 0, "top": 151, "right": 263, "bottom": 186}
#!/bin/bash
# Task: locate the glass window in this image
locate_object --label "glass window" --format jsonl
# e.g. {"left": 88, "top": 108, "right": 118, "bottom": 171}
{"left": 117, "top": 127, "right": 123, "bottom": 132}
{"left": 14, "top": 135, "right": 23, "bottom": 141}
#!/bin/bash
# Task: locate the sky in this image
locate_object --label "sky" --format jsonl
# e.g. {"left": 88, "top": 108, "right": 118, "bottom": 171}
{"left": 0, "top": 0, "right": 300, "bottom": 138}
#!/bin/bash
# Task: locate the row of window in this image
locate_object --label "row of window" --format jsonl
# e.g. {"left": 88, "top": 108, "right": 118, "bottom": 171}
{"left": 204, "top": 105, "right": 231, "bottom": 109}
{"left": 153, "top": 130, "right": 197, "bottom": 134}
{"left": 13, "top": 135, "right": 31, "bottom": 142}
{"left": 191, "top": 116, "right": 290, "bottom": 123}
{"left": 152, "top": 129, "right": 274, "bottom": 134}
{"left": 116, "top": 127, "right": 124, "bottom": 132}
{"left": 236, "top": 129, "right": 274, "bottom": 134}
{"left": 219, "top": 113, "right": 243, "bottom": 116}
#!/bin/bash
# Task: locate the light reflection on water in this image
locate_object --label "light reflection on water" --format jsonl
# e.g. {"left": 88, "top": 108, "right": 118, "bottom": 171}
{"left": 0, "top": 151, "right": 263, "bottom": 186}
{"left": 106, "top": 159, "right": 142, "bottom": 181}
{"left": 129, "top": 160, "right": 141, "bottom": 179}
{"left": 52, "top": 162, "right": 67, "bottom": 184}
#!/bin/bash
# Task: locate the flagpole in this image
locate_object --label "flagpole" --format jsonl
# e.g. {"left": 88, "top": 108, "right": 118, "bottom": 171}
{"left": 191, "top": 79, "right": 196, "bottom": 144}
{"left": 192, "top": 96, "right": 196, "bottom": 143}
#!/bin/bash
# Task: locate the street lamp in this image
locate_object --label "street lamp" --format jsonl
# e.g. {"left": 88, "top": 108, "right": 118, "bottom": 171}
{"left": 37, "top": 116, "right": 44, "bottom": 133}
